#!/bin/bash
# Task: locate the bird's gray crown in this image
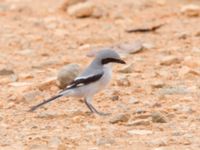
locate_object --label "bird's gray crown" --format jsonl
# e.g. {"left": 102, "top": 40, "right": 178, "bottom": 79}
{"left": 94, "top": 49, "right": 125, "bottom": 65}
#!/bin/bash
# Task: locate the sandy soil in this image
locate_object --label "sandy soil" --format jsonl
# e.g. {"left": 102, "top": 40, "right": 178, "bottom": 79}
{"left": 0, "top": 0, "right": 200, "bottom": 149}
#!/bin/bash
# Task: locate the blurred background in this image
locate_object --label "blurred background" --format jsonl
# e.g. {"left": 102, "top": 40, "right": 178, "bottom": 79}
{"left": 0, "top": 0, "right": 200, "bottom": 150}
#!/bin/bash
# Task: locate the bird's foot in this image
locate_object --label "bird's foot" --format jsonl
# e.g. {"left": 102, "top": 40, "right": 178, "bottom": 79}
{"left": 94, "top": 111, "right": 111, "bottom": 116}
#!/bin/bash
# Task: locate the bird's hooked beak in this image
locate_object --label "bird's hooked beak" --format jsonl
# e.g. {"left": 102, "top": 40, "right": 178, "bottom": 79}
{"left": 116, "top": 59, "right": 126, "bottom": 64}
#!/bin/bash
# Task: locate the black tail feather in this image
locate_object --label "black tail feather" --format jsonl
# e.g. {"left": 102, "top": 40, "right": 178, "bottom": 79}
{"left": 28, "top": 94, "right": 62, "bottom": 112}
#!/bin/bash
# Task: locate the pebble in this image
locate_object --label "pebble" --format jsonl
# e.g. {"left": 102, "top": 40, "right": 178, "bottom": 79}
{"left": 159, "top": 86, "right": 189, "bottom": 95}
{"left": 127, "top": 129, "right": 153, "bottom": 135}
{"left": 151, "top": 112, "right": 167, "bottom": 123}
{"left": 109, "top": 113, "right": 130, "bottom": 124}
{"left": 127, "top": 119, "right": 150, "bottom": 126}
{"left": 142, "top": 42, "right": 155, "bottom": 49}
{"left": 118, "top": 63, "right": 134, "bottom": 73}
{"left": 37, "top": 112, "right": 58, "bottom": 119}
{"left": 192, "top": 47, "right": 200, "bottom": 52}
{"left": 0, "top": 68, "right": 14, "bottom": 76}
{"left": 30, "top": 144, "right": 49, "bottom": 150}
{"left": 17, "top": 49, "right": 33, "bottom": 56}
{"left": 96, "top": 137, "right": 115, "bottom": 146}
{"left": 135, "top": 108, "right": 146, "bottom": 114}
{"left": 67, "top": 2, "right": 95, "bottom": 18}
{"left": 116, "top": 76, "right": 131, "bottom": 86}
{"left": 179, "top": 66, "right": 200, "bottom": 78}
{"left": 48, "top": 136, "right": 61, "bottom": 148}
{"left": 195, "top": 31, "right": 200, "bottom": 37}
{"left": 160, "top": 56, "right": 182, "bottom": 66}
{"left": 57, "top": 144, "right": 67, "bottom": 150}
{"left": 22, "top": 90, "right": 42, "bottom": 102}
{"left": 9, "top": 82, "right": 32, "bottom": 87}
{"left": 128, "top": 97, "right": 139, "bottom": 104}
{"left": 111, "top": 95, "right": 119, "bottom": 101}
{"left": 151, "top": 80, "right": 165, "bottom": 88}
{"left": 148, "top": 138, "right": 168, "bottom": 147}
{"left": 172, "top": 104, "right": 193, "bottom": 114}
{"left": 181, "top": 4, "right": 200, "bottom": 17}
{"left": 38, "top": 77, "right": 57, "bottom": 90}
{"left": 57, "top": 64, "right": 80, "bottom": 89}
{"left": 176, "top": 32, "right": 189, "bottom": 39}
{"left": 118, "top": 40, "right": 144, "bottom": 54}
{"left": 60, "top": 0, "right": 86, "bottom": 11}
{"left": 92, "top": 6, "right": 104, "bottom": 18}
{"left": 154, "top": 0, "right": 166, "bottom": 6}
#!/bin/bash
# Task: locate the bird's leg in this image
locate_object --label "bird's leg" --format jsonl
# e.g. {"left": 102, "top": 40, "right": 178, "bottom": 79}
{"left": 84, "top": 98, "right": 94, "bottom": 113}
{"left": 85, "top": 97, "right": 110, "bottom": 116}
{"left": 88, "top": 104, "right": 110, "bottom": 116}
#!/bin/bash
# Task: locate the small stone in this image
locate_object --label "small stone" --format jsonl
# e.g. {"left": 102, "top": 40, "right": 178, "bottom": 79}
{"left": 179, "top": 66, "right": 200, "bottom": 78}
{"left": 181, "top": 4, "right": 200, "bottom": 17}
{"left": 154, "top": 0, "right": 166, "bottom": 6}
{"left": 129, "top": 97, "right": 139, "bottom": 104}
{"left": 67, "top": 2, "right": 95, "bottom": 18}
{"left": 148, "top": 138, "right": 168, "bottom": 146}
{"left": 17, "top": 49, "right": 33, "bottom": 56}
{"left": 20, "top": 73, "right": 34, "bottom": 80}
{"left": 57, "top": 64, "right": 81, "bottom": 89}
{"left": 172, "top": 104, "right": 193, "bottom": 114}
{"left": 72, "top": 115, "right": 85, "bottom": 123}
{"left": 127, "top": 129, "right": 153, "bottom": 135}
{"left": 160, "top": 56, "right": 182, "bottom": 66}
{"left": 38, "top": 77, "right": 57, "bottom": 90}
{"left": 159, "top": 86, "right": 189, "bottom": 95}
{"left": 78, "top": 44, "right": 91, "bottom": 50}
{"left": 9, "top": 82, "right": 32, "bottom": 87}
{"left": 92, "top": 6, "right": 103, "bottom": 18}
{"left": 195, "top": 31, "right": 200, "bottom": 37}
{"left": 135, "top": 108, "right": 146, "bottom": 114}
{"left": 192, "top": 47, "right": 200, "bottom": 52}
{"left": 60, "top": 0, "right": 86, "bottom": 11}
{"left": 109, "top": 113, "right": 130, "bottom": 124}
{"left": 151, "top": 112, "right": 167, "bottom": 123}
{"left": 116, "top": 76, "right": 131, "bottom": 86}
{"left": 176, "top": 32, "right": 189, "bottom": 39}
{"left": 70, "top": 109, "right": 86, "bottom": 116}
{"left": 48, "top": 137, "right": 61, "bottom": 148}
{"left": 96, "top": 138, "right": 115, "bottom": 146}
{"left": 30, "top": 144, "right": 49, "bottom": 150}
{"left": 0, "top": 68, "right": 14, "bottom": 76}
{"left": 111, "top": 95, "right": 119, "bottom": 101}
{"left": 37, "top": 111, "right": 58, "bottom": 119}
{"left": 118, "top": 63, "right": 134, "bottom": 73}
{"left": 151, "top": 80, "right": 165, "bottom": 88}
{"left": 127, "top": 119, "right": 150, "bottom": 126}
{"left": 0, "top": 4, "right": 9, "bottom": 11}
{"left": 22, "top": 90, "right": 42, "bottom": 102}
{"left": 58, "top": 144, "right": 67, "bottom": 150}
{"left": 118, "top": 40, "right": 143, "bottom": 54}
{"left": 142, "top": 42, "right": 155, "bottom": 49}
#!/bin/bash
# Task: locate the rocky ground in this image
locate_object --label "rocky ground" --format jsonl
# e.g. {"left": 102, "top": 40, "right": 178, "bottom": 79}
{"left": 0, "top": 0, "right": 200, "bottom": 149}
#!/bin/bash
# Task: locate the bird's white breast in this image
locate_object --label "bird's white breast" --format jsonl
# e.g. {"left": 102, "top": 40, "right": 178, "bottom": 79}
{"left": 101, "top": 64, "right": 112, "bottom": 86}
{"left": 70, "top": 64, "right": 112, "bottom": 97}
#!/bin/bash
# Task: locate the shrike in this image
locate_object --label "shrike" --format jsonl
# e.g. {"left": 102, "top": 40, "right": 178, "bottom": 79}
{"left": 29, "top": 49, "right": 126, "bottom": 115}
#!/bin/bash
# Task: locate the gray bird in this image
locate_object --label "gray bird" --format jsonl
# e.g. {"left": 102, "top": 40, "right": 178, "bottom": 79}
{"left": 29, "top": 49, "right": 126, "bottom": 115}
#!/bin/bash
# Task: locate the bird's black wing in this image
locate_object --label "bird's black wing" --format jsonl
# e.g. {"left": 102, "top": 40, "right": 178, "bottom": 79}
{"left": 62, "top": 72, "right": 104, "bottom": 91}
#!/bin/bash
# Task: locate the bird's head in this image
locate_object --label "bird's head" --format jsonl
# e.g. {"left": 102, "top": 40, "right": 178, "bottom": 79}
{"left": 95, "top": 49, "right": 126, "bottom": 66}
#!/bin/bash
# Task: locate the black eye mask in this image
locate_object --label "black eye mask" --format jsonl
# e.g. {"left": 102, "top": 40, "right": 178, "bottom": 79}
{"left": 101, "top": 58, "right": 126, "bottom": 65}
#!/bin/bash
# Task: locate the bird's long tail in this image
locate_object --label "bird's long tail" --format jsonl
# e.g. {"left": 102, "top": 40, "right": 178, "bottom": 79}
{"left": 28, "top": 94, "right": 63, "bottom": 112}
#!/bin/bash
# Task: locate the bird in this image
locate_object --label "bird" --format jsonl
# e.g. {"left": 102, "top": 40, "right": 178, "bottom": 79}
{"left": 29, "top": 49, "right": 126, "bottom": 115}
